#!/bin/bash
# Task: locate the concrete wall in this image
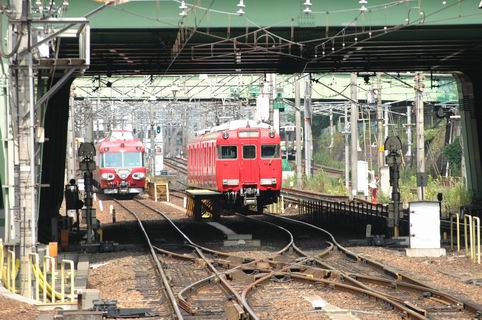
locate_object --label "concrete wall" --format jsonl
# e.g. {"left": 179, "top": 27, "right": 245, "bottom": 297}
{"left": 455, "top": 72, "right": 482, "bottom": 202}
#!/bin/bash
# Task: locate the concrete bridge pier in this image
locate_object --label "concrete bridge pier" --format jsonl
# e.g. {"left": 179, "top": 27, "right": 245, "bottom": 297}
{"left": 455, "top": 72, "right": 482, "bottom": 203}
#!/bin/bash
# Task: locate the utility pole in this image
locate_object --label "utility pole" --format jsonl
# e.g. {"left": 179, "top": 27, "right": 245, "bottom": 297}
{"left": 344, "top": 104, "right": 350, "bottom": 193}
{"left": 329, "top": 107, "right": 334, "bottom": 153}
{"left": 384, "top": 105, "right": 389, "bottom": 143}
{"left": 405, "top": 103, "right": 413, "bottom": 164}
{"left": 270, "top": 74, "right": 280, "bottom": 133}
{"left": 149, "top": 102, "right": 155, "bottom": 173}
{"left": 10, "top": 0, "right": 37, "bottom": 295}
{"left": 376, "top": 73, "right": 384, "bottom": 173}
{"left": 415, "top": 72, "right": 426, "bottom": 200}
{"left": 66, "top": 94, "right": 76, "bottom": 180}
{"left": 350, "top": 73, "right": 358, "bottom": 197}
{"left": 295, "top": 76, "right": 303, "bottom": 188}
{"left": 304, "top": 76, "right": 313, "bottom": 178}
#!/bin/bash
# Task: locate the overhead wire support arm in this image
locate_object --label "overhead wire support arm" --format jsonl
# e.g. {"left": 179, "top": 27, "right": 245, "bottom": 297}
{"left": 14, "top": 2, "right": 110, "bottom": 58}
{"left": 311, "top": 77, "right": 365, "bottom": 107}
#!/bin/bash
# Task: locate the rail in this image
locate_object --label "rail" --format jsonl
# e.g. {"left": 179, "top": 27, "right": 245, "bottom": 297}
{"left": 261, "top": 213, "right": 482, "bottom": 317}
{"left": 282, "top": 187, "right": 350, "bottom": 202}
{"left": 164, "top": 158, "right": 188, "bottom": 175}
{"left": 132, "top": 200, "right": 260, "bottom": 320}
{"left": 113, "top": 199, "right": 186, "bottom": 319}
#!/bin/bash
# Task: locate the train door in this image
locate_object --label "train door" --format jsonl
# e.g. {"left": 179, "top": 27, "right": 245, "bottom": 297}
{"left": 240, "top": 143, "right": 258, "bottom": 185}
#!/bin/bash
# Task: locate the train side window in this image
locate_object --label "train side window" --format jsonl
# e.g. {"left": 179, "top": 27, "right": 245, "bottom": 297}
{"left": 218, "top": 146, "right": 237, "bottom": 159}
{"left": 243, "top": 145, "right": 256, "bottom": 159}
{"left": 261, "top": 144, "right": 280, "bottom": 158}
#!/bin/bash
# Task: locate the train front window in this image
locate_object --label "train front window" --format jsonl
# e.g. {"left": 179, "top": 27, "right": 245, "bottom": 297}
{"left": 124, "top": 152, "right": 142, "bottom": 167}
{"left": 219, "top": 146, "right": 237, "bottom": 159}
{"left": 261, "top": 145, "right": 280, "bottom": 158}
{"left": 103, "top": 153, "right": 122, "bottom": 168}
{"left": 243, "top": 145, "right": 256, "bottom": 159}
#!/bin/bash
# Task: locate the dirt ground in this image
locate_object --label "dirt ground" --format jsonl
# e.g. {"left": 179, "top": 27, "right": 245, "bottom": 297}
{"left": 0, "top": 296, "right": 39, "bottom": 320}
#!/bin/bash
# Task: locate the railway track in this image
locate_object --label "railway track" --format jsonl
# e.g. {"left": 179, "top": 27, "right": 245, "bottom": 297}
{"left": 256, "top": 213, "right": 482, "bottom": 320}
{"left": 113, "top": 199, "right": 262, "bottom": 319}
{"left": 109, "top": 198, "right": 481, "bottom": 319}
{"left": 290, "top": 160, "right": 344, "bottom": 179}
{"left": 164, "top": 157, "right": 188, "bottom": 175}
{"left": 281, "top": 187, "right": 350, "bottom": 202}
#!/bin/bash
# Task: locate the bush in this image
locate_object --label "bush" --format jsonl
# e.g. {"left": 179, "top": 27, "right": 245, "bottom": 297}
{"left": 303, "top": 170, "right": 346, "bottom": 195}
{"left": 442, "top": 137, "right": 462, "bottom": 176}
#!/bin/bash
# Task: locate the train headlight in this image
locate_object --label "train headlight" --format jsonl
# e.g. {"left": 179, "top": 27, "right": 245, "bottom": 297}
{"left": 101, "top": 173, "right": 115, "bottom": 181}
{"left": 132, "top": 172, "right": 145, "bottom": 180}
{"left": 260, "top": 178, "right": 277, "bottom": 185}
{"left": 222, "top": 131, "right": 229, "bottom": 139}
{"left": 269, "top": 129, "right": 275, "bottom": 138}
{"left": 223, "top": 179, "right": 239, "bottom": 186}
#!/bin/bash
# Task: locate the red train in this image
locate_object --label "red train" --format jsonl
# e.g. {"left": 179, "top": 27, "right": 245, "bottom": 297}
{"left": 96, "top": 130, "right": 147, "bottom": 195}
{"left": 187, "top": 120, "right": 282, "bottom": 214}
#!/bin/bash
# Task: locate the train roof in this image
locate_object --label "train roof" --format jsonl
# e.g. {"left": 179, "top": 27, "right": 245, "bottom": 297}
{"left": 97, "top": 130, "right": 145, "bottom": 152}
{"left": 195, "top": 120, "right": 272, "bottom": 136}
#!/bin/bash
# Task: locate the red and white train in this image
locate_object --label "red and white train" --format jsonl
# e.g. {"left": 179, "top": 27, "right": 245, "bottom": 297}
{"left": 96, "top": 130, "right": 147, "bottom": 195}
{"left": 187, "top": 120, "right": 282, "bottom": 213}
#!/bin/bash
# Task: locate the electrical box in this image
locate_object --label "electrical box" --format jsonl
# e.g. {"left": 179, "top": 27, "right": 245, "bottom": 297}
{"left": 380, "top": 166, "right": 390, "bottom": 195}
{"left": 255, "top": 96, "right": 269, "bottom": 122}
{"left": 154, "top": 153, "right": 164, "bottom": 175}
{"left": 357, "top": 160, "right": 368, "bottom": 196}
{"left": 409, "top": 201, "right": 440, "bottom": 249}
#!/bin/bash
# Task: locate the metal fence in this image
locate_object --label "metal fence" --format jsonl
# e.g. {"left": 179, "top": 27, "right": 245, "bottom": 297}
{"left": 297, "top": 199, "right": 389, "bottom": 235}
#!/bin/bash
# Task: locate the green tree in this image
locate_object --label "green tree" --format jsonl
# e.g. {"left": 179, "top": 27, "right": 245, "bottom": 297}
{"left": 442, "top": 137, "right": 462, "bottom": 176}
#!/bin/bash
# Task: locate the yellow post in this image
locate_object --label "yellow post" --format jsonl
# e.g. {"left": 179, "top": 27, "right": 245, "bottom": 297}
{"left": 42, "top": 256, "right": 48, "bottom": 303}
{"left": 51, "top": 257, "right": 56, "bottom": 303}
{"left": 27, "top": 255, "right": 32, "bottom": 299}
{"left": 450, "top": 214, "right": 454, "bottom": 251}
{"left": 61, "top": 260, "right": 75, "bottom": 302}
{"left": 165, "top": 183, "right": 170, "bottom": 202}
{"left": 0, "top": 238, "right": 4, "bottom": 286}
{"left": 473, "top": 217, "right": 480, "bottom": 264}
{"left": 464, "top": 214, "right": 473, "bottom": 257}
{"left": 28, "top": 253, "right": 40, "bottom": 301}
{"left": 6, "top": 250, "right": 10, "bottom": 291}
{"left": 43, "top": 256, "right": 56, "bottom": 303}
{"left": 281, "top": 195, "right": 285, "bottom": 214}
{"left": 7, "top": 250, "right": 15, "bottom": 292}
{"left": 456, "top": 213, "right": 460, "bottom": 253}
